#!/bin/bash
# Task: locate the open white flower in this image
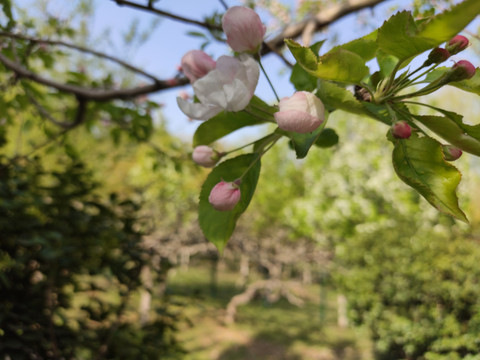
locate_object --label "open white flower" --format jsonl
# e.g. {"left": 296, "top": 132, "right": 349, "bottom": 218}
{"left": 177, "top": 54, "right": 259, "bottom": 121}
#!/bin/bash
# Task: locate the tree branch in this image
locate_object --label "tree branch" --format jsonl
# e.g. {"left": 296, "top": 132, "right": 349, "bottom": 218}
{"left": 112, "top": 0, "right": 222, "bottom": 31}
{"left": 261, "top": 0, "right": 389, "bottom": 54}
{"left": 0, "top": 51, "right": 188, "bottom": 101}
{"left": 0, "top": 31, "right": 161, "bottom": 83}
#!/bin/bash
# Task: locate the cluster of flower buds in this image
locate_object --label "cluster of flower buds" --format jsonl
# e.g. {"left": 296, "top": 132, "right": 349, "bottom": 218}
{"left": 178, "top": 6, "right": 267, "bottom": 211}
{"left": 181, "top": 6, "right": 327, "bottom": 212}
{"left": 424, "top": 35, "right": 476, "bottom": 81}
{"left": 177, "top": 6, "right": 266, "bottom": 122}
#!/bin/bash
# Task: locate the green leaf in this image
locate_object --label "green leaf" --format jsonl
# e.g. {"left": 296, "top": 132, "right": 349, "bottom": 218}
{"left": 378, "top": 0, "right": 480, "bottom": 61}
{"left": 252, "top": 133, "right": 279, "bottom": 153}
{"left": 376, "top": 50, "right": 399, "bottom": 78}
{"left": 285, "top": 39, "right": 369, "bottom": 83}
{"left": 362, "top": 102, "right": 392, "bottom": 125}
{"left": 417, "top": 0, "right": 480, "bottom": 42}
{"left": 411, "top": 112, "right": 480, "bottom": 156}
{"left": 328, "top": 30, "right": 378, "bottom": 61}
{"left": 377, "top": 11, "right": 434, "bottom": 61}
{"left": 281, "top": 115, "right": 328, "bottom": 158}
{"left": 193, "top": 96, "right": 275, "bottom": 146}
{"left": 198, "top": 154, "right": 261, "bottom": 252}
{"left": 290, "top": 41, "right": 327, "bottom": 91}
{"left": 392, "top": 133, "right": 467, "bottom": 222}
{"left": 316, "top": 79, "right": 367, "bottom": 115}
{"left": 290, "top": 63, "right": 317, "bottom": 92}
{"left": 314, "top": 128, "right": 339, "bottom": 148}
{"left": 0, "top": 0, "right": 15, "bottom": 29}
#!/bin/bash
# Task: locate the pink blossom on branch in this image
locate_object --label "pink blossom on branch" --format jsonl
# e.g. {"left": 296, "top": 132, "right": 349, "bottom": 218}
{"left": 180, "top": 50, "right": 216, "bottom": 83}
{"left": 222, "top": 6, "right": 266, "bottom": 53}
{"left": 177, "top": 54, "right": 259, "bottom": 120}
{"left": 208, "top": 180, "right": 241, "bottom": 211}
{"left": 274, "top": 91, "right": 325, "bottom": 133}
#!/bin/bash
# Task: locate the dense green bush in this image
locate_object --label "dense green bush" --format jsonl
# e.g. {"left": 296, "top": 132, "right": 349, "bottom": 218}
{"left": 0, "top": 156, "right": 183, "bottom": 359}
{"left": 336, "top": 221, "right": 480, "bottom": 360}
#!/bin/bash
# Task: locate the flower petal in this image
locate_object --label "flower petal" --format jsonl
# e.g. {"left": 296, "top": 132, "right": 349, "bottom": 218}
{"left": 177, "top": 97, "right": 223, "bottom": 120}
{"left": 274, "top": 110, "right": 323, "bottom": 133}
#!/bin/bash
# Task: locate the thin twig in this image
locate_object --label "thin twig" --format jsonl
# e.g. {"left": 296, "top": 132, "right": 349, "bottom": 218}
{"left": 0, "top": 31, "right": 161, "bottom": 82}
{"left": 0, "top": 51, "right": 188, "bottom": 101}
{"left": 261, "top": 0, "right": 388, "bottom": 55}
{"left": 113, "top": 0, "right": 222, "bottom": 31}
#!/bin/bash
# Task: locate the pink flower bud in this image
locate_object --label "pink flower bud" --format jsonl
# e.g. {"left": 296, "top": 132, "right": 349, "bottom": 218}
{"left": 442, "top": 145, "right": 462, "bottom": 161}
{"left": 450, "top": 60, "right": 476, "bottom": 81}
{"left": 222, "top": 6, "right": 266, "bottom": 53}
{"left": 425, "top": 47, "right": 450, "bottom": 65}
{"left": 192, "top": 145, "right": 220, "bottom": 168}
{"left": 208, "top": 180, "right": 241, "bottom": 211}
{"left": 446, "top": 35, "right": 469, "bottom": 55}
{"left": 274, "top": 91, "right": 325, "bottom": 133}
{"left": 391, "top": 121, "right": 412, "bottom": 139}
{"left": 180, "top": 50, "right": 216, "bottom": 83}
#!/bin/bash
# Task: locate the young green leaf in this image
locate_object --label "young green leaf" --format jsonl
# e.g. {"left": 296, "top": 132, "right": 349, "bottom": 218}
{"left": 316, "top": 79, "right": 367, "bottom": 115}
{"left": 314, "top": 128, "right": 339, "bottom": 148}
{"left": 392, "top": 133, "right": 467, "bottom": 222}
{"left": 199, "top": 154, "right": 261, "bottom": 252}
{"left": 412, "top": 113, "right": 480, "bottom": 156}
{"left": 279, "top": 115, "right": 328, "bottom": 159}
{"left": 327, "top": 30, "right": 378, "bottom": 61}
{"left": 377, "top": 11, "right": 434, "bottom": 61}
{"left": 417, "top": 0, "right": 480, "bottom": 43}
{"left": 378, "top": 0, "right": 480, "bottom": 61}
{"left": 193, "top": 96, "right": 275, "bottom": 146}
{"left": 285, "top": 39, "right": 369, "bottom": 83}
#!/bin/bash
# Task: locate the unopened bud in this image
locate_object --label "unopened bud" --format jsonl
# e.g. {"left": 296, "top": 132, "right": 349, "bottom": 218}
{"left": 450, "top": 60, "right": 476, "bottom": 81}
{"left": 446, "top": 35, "right": 469, "bottom": 55}
{"left": 180, "top": 50, "right": 216, "bottom": 83}
{"left": 274, "top": 91, "right": 325, "bottom": 133}
{"left": 192, "top": 145, "right": 221, "bottom": 168}
{"left": 425, "top": 47, "right": 450, "bottom": 65}
{"left": 442, "top": 145, "right": 462, "bottom": 161}
{"left": 208, "top": 180, "right": 241, "bottom": 211}
{"left": 391, "top": 121, "right": 412, "bottom": 139}
{"left": 222, "top": 6, "right": 266, "bottom": 53}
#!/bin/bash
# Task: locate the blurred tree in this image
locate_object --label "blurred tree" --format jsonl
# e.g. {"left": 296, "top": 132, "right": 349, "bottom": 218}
{"left": 0, "top": 154, "right": 183, "bottom": 359}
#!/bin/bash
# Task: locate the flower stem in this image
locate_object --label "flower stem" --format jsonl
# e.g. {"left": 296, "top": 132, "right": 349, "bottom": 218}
{"left": 258, "top": 58, "right": 280, "bottom": 103}
{"left": 238, "top": 133, "right": 281, "bottom": 180}
{"left": 223, "top": 135, "right": 273, "bottom": 155}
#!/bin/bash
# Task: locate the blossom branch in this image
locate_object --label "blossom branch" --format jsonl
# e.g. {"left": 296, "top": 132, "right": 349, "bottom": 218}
{"left": 261, "top": 0, "right": 389, "bottom": 54}
{"left": 0, "top": 31, "right": 161, "bottom": 82}
{"left": 112, "top": 0, "right": 222, "bottom": 31}
{"left": 0, "top": 50, "right": 188, "bottom": 101}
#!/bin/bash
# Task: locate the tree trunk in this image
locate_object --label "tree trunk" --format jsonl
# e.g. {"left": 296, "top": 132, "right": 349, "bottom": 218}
{"left": 337, "top": 294, "right": 348, "bottom": 328}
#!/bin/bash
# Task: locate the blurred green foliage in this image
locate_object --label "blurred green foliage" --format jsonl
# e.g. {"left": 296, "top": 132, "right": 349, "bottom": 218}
{"left": 0, "top": 155, "right": 183, "bottom": 359}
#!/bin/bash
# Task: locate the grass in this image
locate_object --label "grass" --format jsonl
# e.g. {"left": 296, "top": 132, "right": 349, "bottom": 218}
{"left": 164, "top": 264, "right": 373, "bottom": 360}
